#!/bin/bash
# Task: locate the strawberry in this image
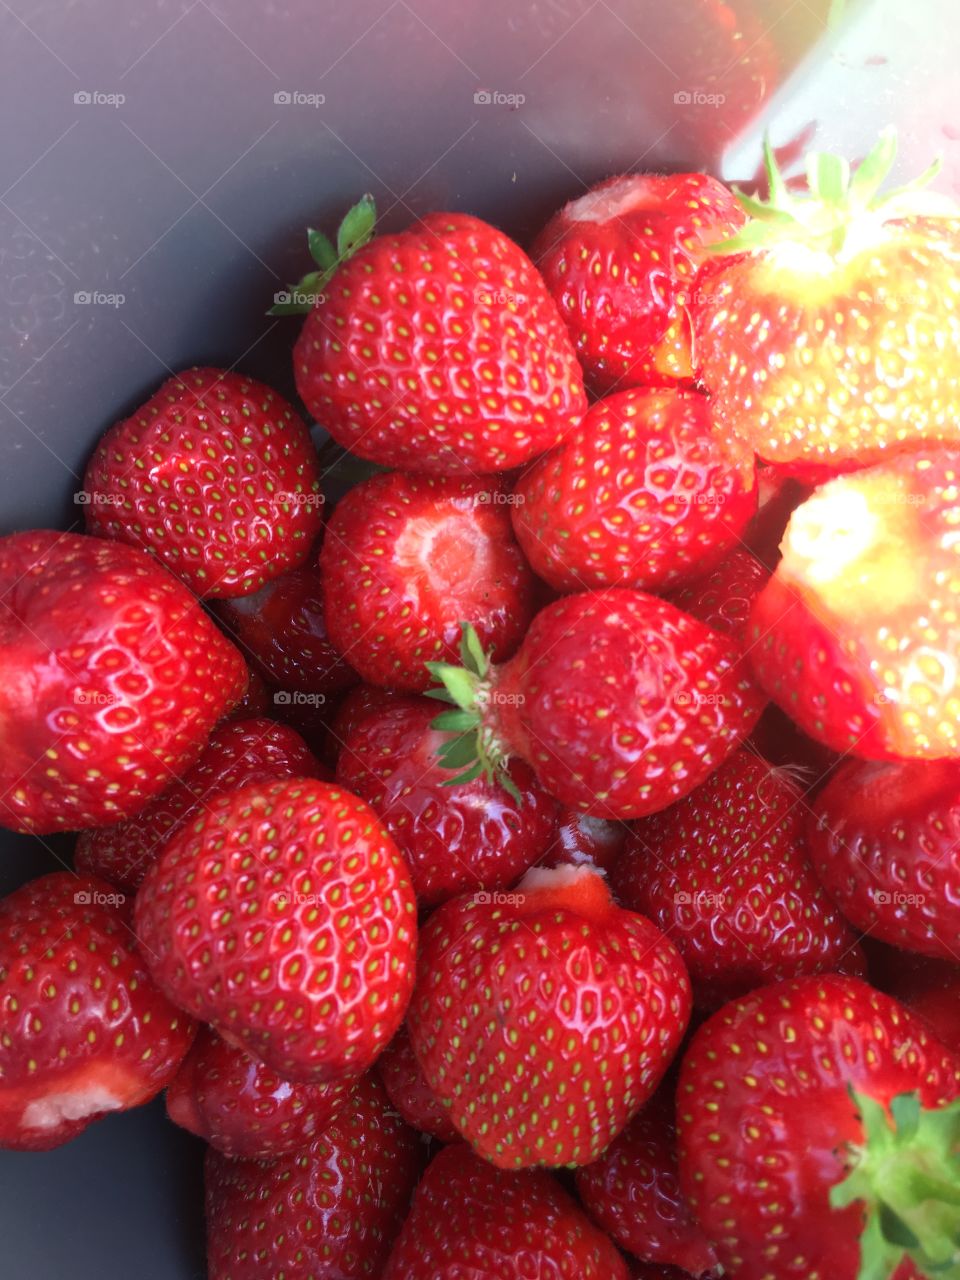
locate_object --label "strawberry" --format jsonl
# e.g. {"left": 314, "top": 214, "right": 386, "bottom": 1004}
{"left": 677, "top": 975, "right": 960, "bottom": 1280}
{"left": 575, "top": 1095, "right": 720, "bottom": 1276}
{"left": 427, "top": 592, "right": 764, "bottom": 819}
{"left": 808, "top": 757, "right": 960, "bottom": 959}
{"left": 227, "top": 665, "right": 271, "bottom": 717}
{"left": 748, "top": 450, "right": 960, "bottom": 759}
{"left": 511, "top": 387, "right": 757, "bottom": 593}
{"left": 288, "top": 200, "right": 587, "bottom": 474}
{"left": 408, "top": 863, "right": 691, "bottom": 1169}
{"left": 0, "top": 530, "right": 245, "bottom": 834}
{"left": 213, "top": 558, "right": 359, "bottom": 698}
{"left": 336, "top": 693, "right": 558, "bottom": 907}
{"left": 83, "top": 367, "right": 323, "bottom": 598}
{"left": 668, "top": 548, "right": 769, "bottom": 645}
{"left": 613, "top": 748, "right": 859, "bottom": 1006}
{"left": 866, "top": 941, "right": 960, "bottom": 1055}
{"left": 166, "top": 1024, "right": 356, "bottom": 1160}
{"left": 75, "top": 716, "right": 328, "bottom": 892}
{"left": 692, "top": 132, "right": 960, "bottom": 473}
{"left": 533, "top": 172, "right": 744, "bottom": 393}
{"left": 382, "top": 1141, "right": 630, "bottom": 1279}
{"left": 320, "top": 470, "right": 535, "bottom": 692}
{"left": 0, "top": 872, "right": 194, "bottom": 1151}
{"left": 135, "top": 777, "right": 417, "bottom": 1083}
{"left": 377, "top": 1022, "right": 459, "bottom": 1143}
{"left": 206, "top": 1073, "right": 424, "bottom": 1280}
{"left": 544, "top": 808, "right": 627, "bottom": 874}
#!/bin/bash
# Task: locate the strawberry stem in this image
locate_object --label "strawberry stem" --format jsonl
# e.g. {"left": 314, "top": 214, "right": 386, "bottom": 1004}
{"left": 830, "top": 1087, "right": 960, "bottom": 1278}
{"left": 268, "top": 195, "right": 377, "bottom": 315}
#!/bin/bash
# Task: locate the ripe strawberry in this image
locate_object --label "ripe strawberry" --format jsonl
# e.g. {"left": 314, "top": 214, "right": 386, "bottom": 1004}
{"left": 543, "top": 808, "right": 627, "bottom": 874}
{"left": 206, "top": 1073, "right": 424, "bottom": 1280}
{"left": 677, "top": 975, "right": 960, "bottom": 1280}
{"left": 808, "top": 757, "right": 960, "bottom": 960}
{"left": 135, "top": 777, "right": 417, "bottom": 1083}
{"left": 748, "top": 450, "right": 960, "bottom": 758}
{"left": 213, "top": 558, "right": 359, "bottom": 698}
{"left": 408, "top": 863, "right": 691, "bottom": 1169}
{"left": 511, "top": 387, "right": 757, "bottom": 593}
{"left": 575, "top": 1095, "right": 719, "bottom": 1275}
{"left": 613, "top": 748, "right": 858, "bottom": 1006}
{"left": 166, "top": 1025, "right": 356, "bottom": 1160}
{"left": 668, "top": 549, "right": 769, "bottom": 645}
{"left": 83, "top": 367, "right": 323, "bottom": 598}
{"left": 533, "top": 172, "right": 744, "bottom": 393}
{"left": 0, "top": 872, "right": 194, "bottom": 1151}
{"left": 693, "top": 133, "right": 960, "bottom": 472}
{"left": 428, "top": 592, "right": 764, "bottom": 819}
{"left": 290, "top": 201, "right": 587, "bottom": 474}
{"left": 320, "top": 470, "right": 535, "bottom": 692}
{"left": 377, "top": 1022, "right": 458, "bottom": 1142}
{"left": 75, "top": 716, "right": 328, "bottom": 892}
{"left": 382, "top": 1142, "right": 630, "bottom": 1279}
{"left": 0, "top": 530, "right": 245, "bottom": 834}
{"left": 336, "top": 694, "right": 558, "bottom": 907}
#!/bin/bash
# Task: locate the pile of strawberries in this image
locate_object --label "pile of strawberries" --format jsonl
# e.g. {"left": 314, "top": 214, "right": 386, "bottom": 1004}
{"left": 4, "top": 131, "right": 960, "bottom": 1280}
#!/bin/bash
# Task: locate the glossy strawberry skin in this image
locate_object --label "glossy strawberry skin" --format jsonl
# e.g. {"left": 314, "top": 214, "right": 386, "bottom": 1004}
{"left": 321, "top": 471, "right": 535, "bottom": 691}
{"left": 382, "top": 1142, "right": 630, "bottom": 1279}
{"left": 0, "top": 872, "right": 195, "bottom": 1151}
{"left": 808, "top": 758, "right": 960, "bottom": 960}
{"left": 512, "top": 388, "right": 757, "bottom": 593}
{"left": 614, "top": 749, "right": 858, "bottom": 1007}
{"left": 748, "top": 452, "right": 960, "bottom": 759}
{"left": 84, "top": 367, "right": 323, "bottom": 598}
{"left": 213, "top": 561, "right": 359, "bottom": 698}
{"left": 206, "top": 1073, "right": 424, "bottom": 1280}
{"left": 534, "top": 172, "right": 744, "bottom": 393}
{"left": 668, "top": 549, "right": 769, "bottom": 645}
{"left": 409, "top": 867, "right": 691, "bottom": 1169}
{"left": 294, "top": 213, "right": 587, "bottom": 475}
{"left": 377, "top": 1022, "right": 458, "bottom": 1143}
{"left": 0, "top": 530, "right": 245, "bottom": 834}
{"left": 166, "top": 1025, "right": 356, "bottom": 1160}
{"left": 135, "top": 778, "right": 417, "bottom": 1083}
{"left": 575, "top": 1098, "right": 719, "bottom": 1275}
{"left": 336, "top": 695, "right": 558, "bottom": 907}
{"left": 75, "top": 717, "right": 328, "bottom": 892}
{"left": 487, "top": 589, "right": 765, "bottom": 818}
{"left": 677, "top": 975, "right": 960, "bottom": 1280}
{"left": 693, "top": 218, "right": 960, "bottom": 472}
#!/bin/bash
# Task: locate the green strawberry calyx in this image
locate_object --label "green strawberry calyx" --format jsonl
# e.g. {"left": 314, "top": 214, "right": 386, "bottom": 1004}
{"left": 267, "top": 195, "right": 377, "bottom": 315}
{"left": 830, "top": 1087, "right": 960, "bottom": 1279}
{"left": 424, "top": 623, "right": 522, "bottom": 804}
{"left": 710, "top": 129, "right": 956, "bottom": 261}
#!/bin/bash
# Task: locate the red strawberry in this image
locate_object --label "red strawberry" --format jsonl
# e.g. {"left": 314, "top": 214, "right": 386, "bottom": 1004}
{"left": 512, "top": 388, "right": 757, "bottom": 593}
{"left": 0, "top": 872, "right": 194, "bottom": 1151}
{"left": 428, "top": 592, "right": 764, "bottom": 819}
{"left": 135, "top": 777, "right": 417, "bottom": 1083}
{"left": 83, "top": 367, "right": 323, "bottom": 598}
{"left": 206, "top": 1073, "right": 424, "bottom": 1280}
{"left": 213, "top": 558, "right": 359, "bottom": 698}
{"left": 227, "top": 665, "right": 271, "bottom": 718}
{"left": 377, "top": 1022, "right": 458, "bottom": 1143}
{"left": 320, "top": 470, "right": 535, "bottom": 692}
{"left": 408, "top": 863, "right": 691, "bottom": 1169}
{"left": 692, "top": 133, "right": 960, "bottom": 473}
{"left": 866, "top": 941, "right": 960, "bottom": 1055}
{"left": 677, "top": 975, "right": 960, "bottom": 1280}
{"left": 613, "top": 748, "right": 858, "bottom": 1007}
{"left": 533, "top": 172, "right": 744, "bottom": 393}
{"left": 382, "top": 1142, "right": 630, "bottom": 1279}
{"left": 748, "top": 450, "right": 960, "bottom": 759}
{"left": 166, "top": 1024, "right": 356, "bottom": 1160}
{"left": 808, "top": 757, "right": 960, "bottom": 959}
{"left": 75, "top": 716, "right": 328, "bottom": 892}
{"left": 290, "top": 202, "right": 587, "bottom": 474}
{"left": 668, "top": 548, "right": 769, "bottom": 645}
{"left": 336, "top": 694, "right": 557, "bottom": 907}
{"left": 575, "top": 1096, "right": 720, "bottom": 1276}
{"left": 0, "top": 530, "right": 245, "bottom": 834}
{"left": 543, "top": 808, "right": 627, "bottom": 874}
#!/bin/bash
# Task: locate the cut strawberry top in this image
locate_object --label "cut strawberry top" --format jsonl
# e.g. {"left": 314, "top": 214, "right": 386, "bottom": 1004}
{"left": 512, "top": 863, "right": 617, "bottom": 923}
